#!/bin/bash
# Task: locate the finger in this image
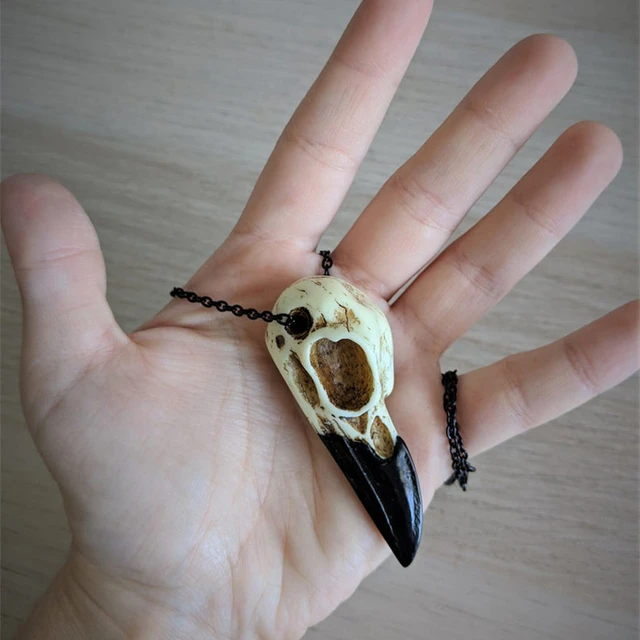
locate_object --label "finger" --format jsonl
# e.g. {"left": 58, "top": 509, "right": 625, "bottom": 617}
{"left": 399, "top": 121, "right": 623, "bottom": 352}
{"left": 1, "top": 174, "right": 127, "bottom": 417}
{"left": 334, "top": 34, "right": 578, "bottom": 299}
{"left": 233, "top": 0, "right": 434, "bottom": 249}
{"left": 456, "top": 301, "right": 639, "bottom": 457}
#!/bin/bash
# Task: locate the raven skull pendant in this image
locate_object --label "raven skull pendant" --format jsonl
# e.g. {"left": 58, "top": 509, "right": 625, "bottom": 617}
{"left": 265, "top": 276, "right": 423, "bottom": 567}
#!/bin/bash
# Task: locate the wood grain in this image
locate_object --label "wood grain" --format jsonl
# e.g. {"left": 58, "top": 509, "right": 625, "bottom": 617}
{"left": 2, "top": 0, "right": 638, "bottom": 638}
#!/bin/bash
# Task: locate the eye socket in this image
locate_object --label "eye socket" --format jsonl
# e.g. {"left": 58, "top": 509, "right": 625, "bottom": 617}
{"left": 286, "top": 307, "right": 313, "bottom": 339}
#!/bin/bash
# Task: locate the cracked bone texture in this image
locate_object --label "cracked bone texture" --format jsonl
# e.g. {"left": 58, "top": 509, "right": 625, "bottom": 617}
{"left": 266, "top": 276, "right": 397, "bottom": 458}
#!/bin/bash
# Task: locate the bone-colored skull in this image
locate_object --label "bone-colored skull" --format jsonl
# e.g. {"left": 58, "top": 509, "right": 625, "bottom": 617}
{"left": 266, "top": 276, "right": 398, "bottom": 458}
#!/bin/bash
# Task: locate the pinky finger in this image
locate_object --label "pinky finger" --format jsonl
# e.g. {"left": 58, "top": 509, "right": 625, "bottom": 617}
{"left": 458, "top": 301, "right": 639, "bottom": 457}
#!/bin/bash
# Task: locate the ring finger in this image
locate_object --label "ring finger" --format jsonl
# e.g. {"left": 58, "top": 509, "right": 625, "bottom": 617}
{"left": 397, "top": 120, "right": 623, "bottom": 354}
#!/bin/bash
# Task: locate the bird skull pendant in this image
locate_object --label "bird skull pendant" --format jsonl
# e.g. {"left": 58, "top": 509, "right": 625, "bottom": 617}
{"left": 266, "top": 276, "right": 423, "bottom": 567}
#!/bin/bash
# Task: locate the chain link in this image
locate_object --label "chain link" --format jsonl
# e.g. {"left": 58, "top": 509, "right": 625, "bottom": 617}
{"left": 170, "top": 251, "right": 332, "bottom": 328}
{"left": 441, "top": 370, "right": 476, "bottom": 490}
{"left": 169, "top": 288, "right": 292, "bottom": 326}
{"left": 319, "top": 250, "right": 333, "bottom": 276}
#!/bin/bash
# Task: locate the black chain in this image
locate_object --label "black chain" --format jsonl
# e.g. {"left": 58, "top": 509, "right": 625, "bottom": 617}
{"left": 441, "top": 370, "right": 475, "bottom": 490}
{"left": 169, "top": 288, "right": 292, "bottom": 326}
{"left": 170, "top": 251, "right": 332, "bottom": 329}
{"left": 319, "top": 250, "right": 333, "bottom": 276}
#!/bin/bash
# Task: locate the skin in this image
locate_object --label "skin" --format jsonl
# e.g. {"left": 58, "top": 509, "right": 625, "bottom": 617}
{"left": 2, "top": 1, "right": 638, "bottom": 638}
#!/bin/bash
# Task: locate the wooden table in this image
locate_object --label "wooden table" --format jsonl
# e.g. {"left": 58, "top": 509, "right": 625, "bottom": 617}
{"left": 2, "top": 1, "right": 638, "bottom": 638}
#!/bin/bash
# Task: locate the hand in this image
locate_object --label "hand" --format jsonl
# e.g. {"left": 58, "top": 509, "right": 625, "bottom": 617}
{"left": 3, "top": 1, "right": 638, "bottom": 638}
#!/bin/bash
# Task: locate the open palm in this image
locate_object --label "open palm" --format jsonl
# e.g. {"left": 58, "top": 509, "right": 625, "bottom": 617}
{"left": 3, "top": 3, "right": 638, "bottom": 639}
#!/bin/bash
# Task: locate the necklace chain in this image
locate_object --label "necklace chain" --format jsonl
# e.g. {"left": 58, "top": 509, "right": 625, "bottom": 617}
{"left": 169, "top": 288, "right": 292, "bottom": 326}
{"left": 170, "top": 250, "right": 334, "bottom": 328}
{"left": 319, "top": 250, "right": 333, "bottom": 276}
{"left": 441, "top": 371, "right": 476, "bottom": 490}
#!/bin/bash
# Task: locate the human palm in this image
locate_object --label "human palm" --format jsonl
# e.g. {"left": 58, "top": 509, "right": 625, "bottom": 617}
{"left": 15, "top": 239, "right": 444, "bottom": 638}
{"left": 3, "top": 3, "right": 638, "bottom": 639}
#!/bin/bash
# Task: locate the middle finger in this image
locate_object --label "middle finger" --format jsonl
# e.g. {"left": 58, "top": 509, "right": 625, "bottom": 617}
{"left": 333, "top": 34, "right": 578, "bottom": 299}
{"left": 233, "top": 0, "right": 434, "bottom": 249}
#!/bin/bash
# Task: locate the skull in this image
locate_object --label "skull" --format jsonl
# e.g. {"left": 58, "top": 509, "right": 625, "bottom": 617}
{"left": 266, "top": 276, "right": 398, "bottom": 459}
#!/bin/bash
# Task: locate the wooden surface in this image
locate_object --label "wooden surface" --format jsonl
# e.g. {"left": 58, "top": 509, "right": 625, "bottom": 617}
{"left": 2, "top": 0, "right": 638, "bottom": 638}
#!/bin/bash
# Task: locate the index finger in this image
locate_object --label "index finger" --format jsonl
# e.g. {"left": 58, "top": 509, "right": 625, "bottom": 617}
{"left": 234, "top": 0, "right": 434, "bottom": 249}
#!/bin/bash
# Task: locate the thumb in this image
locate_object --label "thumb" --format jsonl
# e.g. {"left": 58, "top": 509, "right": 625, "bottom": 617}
{"left": 1, "top": 174, "right": 128, "bottom": 427}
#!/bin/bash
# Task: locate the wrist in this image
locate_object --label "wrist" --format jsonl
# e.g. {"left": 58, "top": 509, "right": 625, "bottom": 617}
{"left": 19, "top": 551, "right": 212, "bottom": 639}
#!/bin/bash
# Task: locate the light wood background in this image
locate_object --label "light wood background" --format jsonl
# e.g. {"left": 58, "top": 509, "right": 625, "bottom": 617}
{"left": 2, "top": 0, "right": 638, "bottom": 638}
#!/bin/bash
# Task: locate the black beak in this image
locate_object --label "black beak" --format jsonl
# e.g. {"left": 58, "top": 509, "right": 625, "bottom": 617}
{"left": 319, "top": 433, "right": 423, "bottom": 567}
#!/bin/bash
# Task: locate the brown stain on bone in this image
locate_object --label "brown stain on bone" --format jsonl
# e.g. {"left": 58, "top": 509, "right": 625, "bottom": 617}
{"left": 346, "top": 308, "right": 359, "bottom": 328}
{"left": 379, "top": 333, "right": 393, "bottom": 389}
{"left": 276, "top": 335, "right": 285, "bottom": 349}
{"left": 371, "top": 416, "right": 395, "bottom": 458}
{"left": 343, "top": 412, "right": 368, "bottom": 434}
{"left": 289, "top": 353, "right": 319, "bottom": 407}
{"left": 336, "top": 303, "right": 349, "bottom": 331}
{"left": 320, "top": 419, "right": 335, "bottom": 435}
{"left": 313, "top": 313, "right": 327, "bottom": 331}
{"left": 334, "top": 303, "right": 360, "bottom": 332}
{"left": 310, "top": 338, "right": 373, "bottom": 411}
